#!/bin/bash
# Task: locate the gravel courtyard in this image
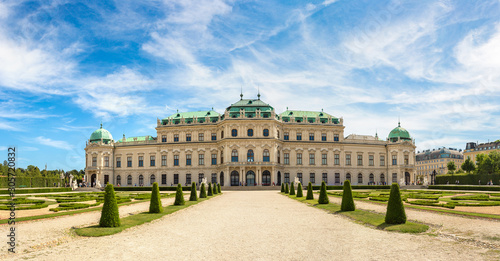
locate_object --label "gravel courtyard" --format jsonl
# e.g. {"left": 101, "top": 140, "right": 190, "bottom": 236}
{"left": 3, "top": 191, "right": 500, "bottom": 260}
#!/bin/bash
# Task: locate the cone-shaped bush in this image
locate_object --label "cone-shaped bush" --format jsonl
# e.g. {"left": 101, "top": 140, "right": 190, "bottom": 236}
{"left": 281, "top": 183, "right": 285, "bottom": 193}
{"left": 217, "top": 183, "right": 221, "bottom": 193}
{"left": 296, "top": 183, "right": 303, "bottom": 197}
{"left": 99, "top": 184, "right": 120, "bottom": 227}
{"left": 385, "top": 183, "right": 406, "bottom": 224}
{"left": 208, "top": 183, "right": 213, "bottom": 196}
{"left": 318, "top": 181, "right": 329, "bottom": 204}
{"left": 306, "top": 182, "right": 314, "bottom": 200}
{"left": 285, "top": 183, "right": 289, "bottom": 194}
{"left": 213, "top": 183, "right": 218, "bottom": 194}
{"left": 149, "top": 182, "right": 163, "bottom": 213}
{"left": 174, "top": 183, "right": 185, "bottom": 205}
{"left": 189, "top": 182, "right": 197, "bottom": 201}
{"left": 290, "top": 182, "right": 295, "bottom": 195}
{"left": 199, "top": 183, "right": 207, "bottom": 198}
{"left": 340, "top": 180, "right": 355, "bottom": 211}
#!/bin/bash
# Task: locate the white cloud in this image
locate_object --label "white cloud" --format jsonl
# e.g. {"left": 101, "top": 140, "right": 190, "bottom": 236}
{"left": 0, "top": 146, "right": 7, "bottom": 151}
{"left": 34, "top": 136, "right": 73, "bottom": 150}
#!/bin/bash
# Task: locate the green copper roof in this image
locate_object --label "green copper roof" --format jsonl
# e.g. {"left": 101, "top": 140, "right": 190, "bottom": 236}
{"left": 162, "top": 110, "right": 221, "bottom": 124}
{"left": 90, "top": 124, "right": 113, "bottom": 142}
{"left": 116, "top": 136, "right": 155, "bottom": 143}
{"left": 388, "top": 122, "right": 411, "bottom": 141}
{"left": 279, "top": 110, "right": 338, "bottom": 123}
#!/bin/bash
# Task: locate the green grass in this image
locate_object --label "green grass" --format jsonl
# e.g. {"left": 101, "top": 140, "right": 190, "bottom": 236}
{"left": 74, "top": 194, "right": 220, "bottom": 237}
{"left": 282, "top": 193, "right": 428, "bottom": 234}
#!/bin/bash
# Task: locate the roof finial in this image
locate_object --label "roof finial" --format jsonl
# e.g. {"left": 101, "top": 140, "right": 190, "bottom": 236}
{"left": 398, "top": 116, "right": 401, "bottom": 127}
{"left": 257, "top": 86, "right": 261, "bottom": 100}
{"left": 240, "top": 86, "right": 243, "bottom": 100}
{"left": 212, "top": 107, "right": 214, "bottom": 111}
{"left": 375, "top": 129, "right": 378, "bottom": 138}
{"left": 100, "top": 121, "right": 102, "bottom": 129}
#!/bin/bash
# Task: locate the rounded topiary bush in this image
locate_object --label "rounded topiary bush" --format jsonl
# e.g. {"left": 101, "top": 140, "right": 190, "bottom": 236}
{"left": 199, "top": 183, "right": 207, "bottom": 198}
{"left": 149, "top": 182, "right": 163, "bottom": 213}
{"left": 306, "top": 182, "right": 314, "bottom": 200}
{"left": 208, "top": 183, "right": 213, "bottom": 196}
{"left": 296, "top": 183, "right": 303, "bottom": 197}
{"left": 341, "top": 180, "right": 355, "bottom": 211}
{"left": 290, "top": 182, "right": 295, "bottom": 195}
{"left": 285, "top": 183, "right": 289, "bottom": 194}
{"left": 189, "top": 182, "right": 197, "bottom": 201}
{"left": 174, "top": 183, "right": 185, "bottom": 206}
{"left": 318, "top": 181, "right": 329, "bottom": 204}
{"left": 385, "top": 183, "right": 407, "bottom": 224}
{"left": 99, "top": 184, "right": 120, "bottom": 227}
{"left": 217, "top": 183, "right": 221, "bottom": 193}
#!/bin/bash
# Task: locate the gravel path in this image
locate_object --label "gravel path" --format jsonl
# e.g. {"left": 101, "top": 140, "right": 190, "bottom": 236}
{"left": 3, "top": 191, "right": 498, "bottom": 260}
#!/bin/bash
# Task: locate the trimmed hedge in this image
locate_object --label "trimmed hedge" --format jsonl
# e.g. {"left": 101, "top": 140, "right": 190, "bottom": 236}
{"left": 290, "top": 182, "right": 295, "bottom": 196}
{"left": 99, "top": 184, "right": 120, "bottom": 227}
{"left": 50, "top": 202, "right": 100, "bottom": 212}
{"left": 213, "top": 183, "right": 218, "bottom": 195}
{"left": 451, "top": 194, "right": 490, "bottom": 201}
{"left": 311, "top": 185, "right": 391, "bottom": 190}
{"left": 341, "top": 180, "right": 355, "bottom": 211}
{"left": 0, "top": 203, "right": 49, "bottom": 210}
{"left": 436, "top": 173, "right": 500, "bottom": 185}
{"left": 199, "top": 183, "right": 207, "bottom": 198}
{"left": 207, "top": 183, "right": 213, "bottom": 197}
{"left": 149, "top": 182, "right": 163, "bottom": 213}
{"left": 114, "top": 186, "right": 192, "bottom": 192}
{"left": 318, "top": 181, "right": 329, "bottom": 204}
{"left": 0, "top": 187, "right": 72, "bottom": 194}
{"left": 174, "top": 184, "right": 185, "bottom": 205}
{"left": 306, "top": 182, "right": 314, "bottom": 200}
{"left": 285, "top": 183, "right": 289, "bottom": 194}
{"left": 428, "top": 185, "right": 500, "bottom": 191}
{"left": 296, "top": 183, "right": 303, "bottom": 198}
{"left": 0, "top": 176, "right": 61, "bottom": 188}
{"left": 189, "top": 182, "right": 198, "bottom": 201}
{"left": 217, "top": 184, "right": 221, "bottom": 194}
{"left": 281, "top": 183, "right": 285, "bottom": 193}
{"left": 385, "top": 183, "right": 406, "bottom": 224}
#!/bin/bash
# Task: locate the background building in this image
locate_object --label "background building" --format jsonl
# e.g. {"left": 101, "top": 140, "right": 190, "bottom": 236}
{"left": 416, "top": 147, "right": 464, "bottom": 182}
{"left": 464, "top": 141, "right": 500, "bottom": 163}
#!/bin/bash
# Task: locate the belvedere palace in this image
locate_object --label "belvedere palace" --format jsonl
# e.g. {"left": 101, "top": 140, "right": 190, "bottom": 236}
{"left": 85, "top": 95, "right": 416, "bottom": 187}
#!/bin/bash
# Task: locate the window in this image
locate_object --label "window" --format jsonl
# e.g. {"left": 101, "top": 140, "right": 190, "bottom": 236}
{"left": 211, "top": 154, "right": 217, "bottom": 165}
{"left": 277, "top": 130, "right": 280, "bottom": 139}
{"left": 358, "top": 173, "right": 363, "bottom": 184}
{"left": 198, "top": 173, "right": 204, "bottom": 184}
{"left": 322, "top": 173, "right": 328, "bottom": 183}
{"left": 357, "top": 155, "right": 363, "bottom": 166}
{"left": 174, "top": 134, "right": 179, "bottom": 142}
{"left": 161, "top": 155, "right": 167, "bottom": 166}
{"left": 174, "top": 174, "right": 179, "bottom": 184}
{"left": 231, "top": 150, "right": 238, "bottom": 162}
{"left": 247, "top": 150, "right": 254, "bottom": 162}
{"left": 284, "top": 173, "right": 290, "bottom": 184}
{"left": 380, "top": 173, "right": 385, "bottom": 184}
{"left": 346, "top": 154, "right": 351, "bottom": 165}
{"left": 174, "top": 155, "right": 179, "bottom": 166}
{"left": 380, "top": 156, "right": 385, "bottom": 166}
{"left": 284, "top": 153, "right": 290, "bottom": 165}
{"left": 161, "top": 174, "right": 167, "bottom": 185}
{"left": 297, "top": 173, "right": 302, "bottom": 184}
{"left": 221, "top": 131, "right": 224, "bottom": 139}
{"left": 369, "top": 155, "right": 374, "bottom": 166}
{"left": 369, "top": 174, "right": 374, "bottom": 184}
{"left": 92, "top": 157, "right": 97, "bottom": 167}
{"left": 334, "top": 154, "right": 340, "bottom": 165}
{"left": 104, "top": 156, "right": 109, "bottom": 167}
{"left": 322, "top": 133, "right": 326, "bottom": 141}
{"left": 127, "top": 157, "right": 132, "bottom": 167}
{"left": 248, "top": 129, "right": 253, "bottom": 137}
{"left": 346, "top": 173, "right": 351, "bottom": 182}
{"left": 404, "top": 155, "right": 409, "bottom": 165}
{"left": 212, "top": 173, "right": 217, "bottom": 184}
{"left": 186, "top": 154, "right": 192, "bottom": 166}
{"left": 297, "top": 153, "right": 302, "bottom": 165}
{"left": 309, "top": 153, "right": 315, "bottom": 165}
{"left": 284, "top": 132, "right": 289, "bottom": 140}
{"left": 231, "top": 129, "right": 237, "bottom": 137}
{"left": 150, "top": 156, "right": 155, "bottom": 167}
{"left": 322, "top": 153, "right": 327, "bottom": 165}
{"left": 199, "top": 154, "right": 204, "bottom": 165}
{"left": 162, "top": 135, "right": 166, "bottom": 142}
{"left": 334, "top": 134, "right": 339, "bottom": 141}
{"left": 263, "top": 149, "right": 270, "bottom": 162}
{"left": 127, "top": 175, "right": 132, "bottom": 185}
{"left": 199, "top": 133, "right": 204, "bottom": 141}
{"left": 138, "top": 156, "right": 144, "bottom": 167}
{"left": 221, "top": 151, "right": 223, "bottom": 164}
{"left": 116, "top": 175, "right": 121, "bottom": 186}
{"left": 310, "top": 173, "right": 315, "bottom": 184}
{"left": 335, "top": 173, "right": 340, "bottom": 184}
{"left": 186, "top": 134, "right": 191, "bottom": 142}
{"left": 186, "top": 174, "right": 191, "bottom": 185}
{"left": 139, "top": 175, "right": 144, "bottom": 186}
{"left": 211, "top": 133, "right": 217, "bottom": 141}
{"left": 116, "top": 157, "right": 121, "bottom": 168}
{"left": 392, "top": 155, "right": 397, "bottom": 165}
{"left": 297, "top": 133, "right": 302, "bottom": 140}
{"left": 309, "top": 133, "right": 314, "bottom": 141}
{"left": 150, "top": 174, "right": 155, "bottom": 185}
{"left": 392, "top": 173, "right": 398, "bottom": 183}
{"left": 263, "top": 129, "right": 269, "bottom": 137}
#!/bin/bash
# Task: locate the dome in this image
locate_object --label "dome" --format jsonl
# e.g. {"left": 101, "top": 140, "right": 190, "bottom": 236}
{"left": 388, "top": 122, "right": 411, "bottom": 142}
{"left": 90, "top": 124, "right": 113, "bottom": 143}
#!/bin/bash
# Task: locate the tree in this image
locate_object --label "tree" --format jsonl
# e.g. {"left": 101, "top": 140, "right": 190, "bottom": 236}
{"left": 341, "top": 180, "right": 355, "bottom": 211}
{"left": 189, "top": 182, "right": 197, "bottom": 201}
{"left": 199, "top": 183, "right": 207, "bottom": 198}
{"left": 477, "top": 154, "right": 494, "bottom": 175}
{"left": 149, "top": 182, "right": 163, "bottom": 213}
{"left": 296, "top": 183, "right": 303, "bottom": 197}
{"left": 462, "top": 157, "right": 476, "bottom": 174}
{"left": 285, "top": 183, "right": 289, "bottom": 194}
{"left": 174, "top": 184, "right": 185, "bottom": 205}
{"left": 318, "top": 181, "right": 329, "bottom": 204}
{"left": 289, "top": 182, "right": 295, "bottom": 195}
{"left": 99, "top": 184, "right": 120, "bottom": 227}
{"left": 385, "top": 183, "right": 406, "bottom": 224}
{"left": 281, "top": 183, "right": 285, "bottom": 193}
{"left": 306, "top": 182, "right": 314, "bottom": 200}
{"left": 447, "top": 161, "right": 456, "bottom": 174}
{"left": 208, "top": 183, "right": 213, "bottom": 196}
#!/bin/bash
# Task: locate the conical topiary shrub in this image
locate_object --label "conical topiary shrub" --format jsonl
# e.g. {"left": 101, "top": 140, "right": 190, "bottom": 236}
{"left": 217, "top": 183, "right": 221, "bottom": 193}
{"left": 318, "top": 181, "right": 329, "bottom": 204}
{"left": 285, "top": 183, "right": 289, "bottom": 194}
{"left": 149, "top": 182, "right": 163, "bottom": 213}
{"left": 213, "top": 183, "right": 218, "bottom": 195}
{"left": 208, "top": 183, "right": 213, "bottom": 196}
{"left": 99, "top": 184, "right": 120, "bottom": 227}
{"left": 281, "top": 183, "right": 285, "bottom": 193}
{"left": 199, "top": 183, "right": 207, "bottom": 198}
{"left": 385, "top": 183, "right": 406, "bottom": 224}
{"left": 340, "top": 180, "right": 355, "bottom": 211}
{"left": 174, "top": 183, "right": 185, "bottom": 205}
{"left": 306, "top": 182, "right": 314, "bottom": 200}
{"left": 189, "top": 182, "right": 197, "bottom": 201}
{"left": 296, "top": 183, "right": 303, "bottom": 197}
{"left": 290, "top": 182, "right": 295, "bottom": 195}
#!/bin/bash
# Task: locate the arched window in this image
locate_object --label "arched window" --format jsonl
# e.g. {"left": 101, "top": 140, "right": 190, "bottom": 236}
{"left": 139, "top": 174, "right": 144, "bottom": 186}
{"left": 380, "top": 173, "right": 385, "bottom": 184}
{"left": 263, "top": 129, "right": 269, "bottom": 137}
{"left": 369, "top": 173, "right": 374, "bottom": 184}
{"left": 346, "top": 173, "right": 351, "bottom": 182}
{"left": 230, "top": 171, "right": 239, "bottom": 186}
{"left": 231, "top": 149, "right": 238, "bottom": 162}
{"left": 247, "top": 129, "right": 253, "bottom": 137}
{"left": 263, "top": 149, "right": 270, "bottom": 162}
{"left": 231, "top": 129, "right": 237, "bottom": 137}
{"left": 247, "top": 149, "right": 254, "bottom": 162}
{"left": 116, "top": 175, "right": 121, "bottom": 186}
{"left": 221, "top": 131, "right": 224, "bottom": 139}
{"left": 127, "top": 175, "right": 132, "bottom": 185}
{"left": 358, "top": 173, "right": 363, "bottom": 184}
{"left": 150, "top": 174, "right": 155, "bottom": 185}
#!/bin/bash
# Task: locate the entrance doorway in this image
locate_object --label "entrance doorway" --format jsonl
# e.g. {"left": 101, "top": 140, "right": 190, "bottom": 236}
{"left": 246, "top": 170, "right": 255, "bottom": 186}
{"left": 104, "top": 175, "right": 109, "bottom": 185}
{"left": 230, "top": 171, "right": 239, "bottom": 186}
{"left": 405, "top": 172, "right": 411, "bottom": 185}
{"left": 91, "top": 174, "right": 96, "bottom": 187}
{"left": 277, "top": 171, "right": 281, "bottom": 185}
{"left": 220, "top": 172, "right": 224, "bottom": 186}
{"left": 262, "top": 170, "right": 271, "bottom": 186}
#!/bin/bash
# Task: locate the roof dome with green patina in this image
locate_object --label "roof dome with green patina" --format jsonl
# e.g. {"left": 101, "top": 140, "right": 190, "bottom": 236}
{"left": 388, "top": 122, "right": 411, "bottom": 142}
{"left": 90, "top": 124, "right": 113, "bottom": 143}
{"left": 225, "top": 94, "right": 274, "bottom": 119}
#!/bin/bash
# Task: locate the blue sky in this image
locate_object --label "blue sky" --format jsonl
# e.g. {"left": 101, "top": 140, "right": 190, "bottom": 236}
{"left": 1, "top": 0, "right": 500, "bottom": 170}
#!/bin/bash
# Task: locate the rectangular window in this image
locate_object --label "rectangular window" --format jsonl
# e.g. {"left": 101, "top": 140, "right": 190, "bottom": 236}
{"left": 404, "top": 155, "right": 409, "bottom": 165}
{"left": 380, "top": 156, "right": 385, "bottom": 166}
{"left": 392, "top": 173, "right": 397, "bottom": 183}
{"left": 284, "top": 173, "right": 290, "bottom": 184}
{"left": 161, "top": 174, "right": 167, "bottom": 185}
{"left": 284, "top": 153, "right": 290, "bottom": 165}
{"left": 310, "top": 173, "right": 315, "bottom": 184}
{"left": 346, "top": 154, "right": 351, "bottom": 165}
{"left": 212, "top": 173, "right": 217, "bottom": 184}
{"left": 92, "top": 157, "right": 97, "bottom": 167}
{"left": 322, "top": 153, "right": 327, "bottom": 165}
{"left": 116, "top": 157, "right": 121, "bottom": 168}
{"left": 322, "top": 133, "right": 326, "bottom": 141}
{"left": 138, "top": 156, "right": 144, "bottom": 167}
{"left": 297, "top": 173, "right": 302, "bottom": 184}
{"left": 357, "top": 155, "right": 363, "bottom": 166}
{"left": 335, "top": 173, "right": 340, "bottom": 184}
{"left": 162, "top": 155, "right": 167, "bottom": 166}
{"left": 174, "top": 155, "right": 179, "bottom": 166}
{"left": 334, "top": 134, "right": 339, "bottom": 141}
{"left": 199, "top": 133, "right": 204, "bottom": 141}
{"left": 309, "top": 133, "right": 314, "bottom": 141}
{"left": 186, "top": 174, "right": 191, "bottom": 185}
{"left": 211, "top": 154, "right": 217, "bottom": 165}
{"left": 162, "top": 135, "right": 166, "bottom": 142}
{"left": 174, "top": 174, "right": 179, "bottom": 184}
{"left": 297, "top": 153, "right": 302, "bottom": 165}
{"left": 392, "top": 155, "right": 397, "bottom": 165}
{"left": 174, "top": 134, "right": 179, "bottom": 142}
{"left": 150, "top": 156, "right": 155, "bottom": 167}
{"left": 369, "top": 155, "right": 374, "bottom": 166}
{"left": 198, "top": 173, "right": 204, "bottom": 184}
{"left": 186, "top": 154, "right": 192, "bottom": 166}
{"left": 309, "top": 153, "right": 315, "bottom": 165}
{"left": 297, "top": 133, "right": 302, "bottom": 140}
{"left": 322, "top": 173, "right": 328, "bottom": 183}
{"left": 186, "top": 134, "right": 191, "bottom": 142}
{"left": 199, "top": 154, "right": 204, "bottom": 165}
{"left": 104, "top": 156, "right": 109, "bottom": 167}
{"left": 334, "top": 154, "right": 340, "bottom": 165}
{"left": 127, "top": 157, "right": 132, "bottom": 167}
{"left": 284, "top": 132, "right": 289, "bottom": 140}
{"left": 211, "top": 133, "right": 217, "bottom": 141}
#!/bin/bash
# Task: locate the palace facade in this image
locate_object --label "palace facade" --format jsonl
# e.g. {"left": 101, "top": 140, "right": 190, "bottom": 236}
{"left": 85, "top": 96, "right": 416, "bottom": 187}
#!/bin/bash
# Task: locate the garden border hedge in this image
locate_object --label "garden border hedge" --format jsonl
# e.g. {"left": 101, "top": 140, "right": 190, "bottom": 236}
{"left": 0, "top": 187, "right": 72, "bottom": 194}
{"left": 312, "top": 185, "right": 390, "bottom": 190}
{"left": 428, "top": 185, "right": 500, "bottom": 191}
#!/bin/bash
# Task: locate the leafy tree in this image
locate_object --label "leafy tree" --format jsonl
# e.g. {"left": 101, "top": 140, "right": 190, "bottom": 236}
{"left": 306, "top": 182, "right": 314, "bottom": 200}
{"left": 174, "top": 184, "right": 185, "bottom": 205}
{"left": 289, "top": 182, "right": 295, "bottom": 195}
{"left": 199, "top": 183, "right": 207, "bottom": 198}
{"left": 447, "top": 161, "right": 456, "bottom": 174}
{"left": 285, "top": 183, "right": 289, "bottom": 194}
{"left": 462, "top": 156, "right": 476, "bottom": 174}
{"left": 340, "top": 180, "right": 355, "bottom": 211}
{"left": 149, "top": 182, "right": 163, "bottom": 213}
{"left": 318, "top": 181, "right": 329, "bottom": 204}
{"left": 208, "top": 183, "right": 213, "bottom": 196}
{"left": 189, "top": 182, "right": 197, "bottom": 201}
{"left": 296, "top": 183, "right": 303, "bottom": 197}
{"left": 385, "top": 183, "right": 406, "bottom": 224}
{"left": 99, "top": 184, "right": 120, "bottom": 227}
